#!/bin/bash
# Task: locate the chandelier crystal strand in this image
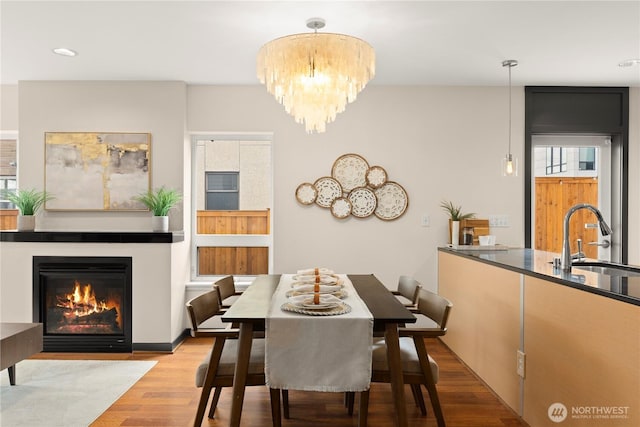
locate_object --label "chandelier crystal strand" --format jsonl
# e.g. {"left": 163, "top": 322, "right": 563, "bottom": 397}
{"left": 257, "top": 26, "right": 375, "bottom": 133}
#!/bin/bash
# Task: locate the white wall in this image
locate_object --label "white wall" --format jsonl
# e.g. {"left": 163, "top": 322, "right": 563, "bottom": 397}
{"left": 17, "top": 81, "right": 188, "bottom": 231}
{"left": 188, "top": 85, "right": 525, "bottom": 288}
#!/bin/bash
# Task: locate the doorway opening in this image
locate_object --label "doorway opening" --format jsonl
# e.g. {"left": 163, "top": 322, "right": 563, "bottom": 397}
{"left": 531, "top": 134, "right": 619, "bottom": 262}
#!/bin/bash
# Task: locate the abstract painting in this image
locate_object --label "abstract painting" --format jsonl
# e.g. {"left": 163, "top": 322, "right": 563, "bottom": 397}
{"left": 45, "top": 132, "right": 150, "bottom": 211}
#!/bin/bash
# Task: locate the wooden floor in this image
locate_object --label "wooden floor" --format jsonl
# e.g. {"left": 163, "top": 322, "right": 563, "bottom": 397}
{"left": 33, "top": 337, "right": 528, "bottom": 427}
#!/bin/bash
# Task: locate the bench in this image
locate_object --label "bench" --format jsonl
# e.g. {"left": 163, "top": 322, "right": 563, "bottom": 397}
{"left": 1, "top": 323, "right": 43, "bottom": 385}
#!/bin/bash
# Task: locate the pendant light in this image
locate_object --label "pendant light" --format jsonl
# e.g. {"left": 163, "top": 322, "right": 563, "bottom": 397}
{"left": 502, "top": 59, "right": 518, "bottom": 176}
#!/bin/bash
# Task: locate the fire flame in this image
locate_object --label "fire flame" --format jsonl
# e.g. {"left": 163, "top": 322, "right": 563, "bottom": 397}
{"left": 57, "top": 280, "right": 111, "bottom": 318}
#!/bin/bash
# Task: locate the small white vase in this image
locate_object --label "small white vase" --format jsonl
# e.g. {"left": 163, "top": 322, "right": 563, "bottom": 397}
{"left": 450, "top": 220, "right": 460, "bottom": 245}
{"left": 152, "top": 216, "right": 169, "bottom": 232}
{"left": 17, "top": 215, "right": 36, "bottom": 231}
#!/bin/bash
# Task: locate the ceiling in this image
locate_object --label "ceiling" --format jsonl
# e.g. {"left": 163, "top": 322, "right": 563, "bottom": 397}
{"left": 1, "top": 1, "right": 639, "bottom": 87}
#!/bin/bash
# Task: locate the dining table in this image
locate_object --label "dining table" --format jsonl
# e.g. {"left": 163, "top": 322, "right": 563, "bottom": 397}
{"left": 221, "top": 273, "right": 416, "bottom": 427}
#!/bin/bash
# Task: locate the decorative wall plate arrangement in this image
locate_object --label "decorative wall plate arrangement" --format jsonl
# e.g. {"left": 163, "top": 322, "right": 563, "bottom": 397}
{"left": 295, "top": 153, "right": 408, "bottom": 221}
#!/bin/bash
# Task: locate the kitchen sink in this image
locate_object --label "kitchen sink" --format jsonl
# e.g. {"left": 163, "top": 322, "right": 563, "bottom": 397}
{"left": 571, "top": 261, "right": 640, "bottom": 277}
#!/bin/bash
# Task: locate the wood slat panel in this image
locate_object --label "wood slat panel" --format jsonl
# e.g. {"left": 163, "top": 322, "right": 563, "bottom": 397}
{"left": 198, "top": 247, "right": 268, "bottom": 275}
{"left": 197, "top": 210, "right": 269, "bottom": 234}
{"left": 534, "top": 177, "right": 598, "bottom": 258}
{"left": 0, "top": 209, "right": 18, "bottom": 230}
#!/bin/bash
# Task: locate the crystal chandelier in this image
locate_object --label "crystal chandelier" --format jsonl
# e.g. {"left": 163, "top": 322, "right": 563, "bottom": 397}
{"left": 257, "top": 18, "right": 375, "bottom": 133}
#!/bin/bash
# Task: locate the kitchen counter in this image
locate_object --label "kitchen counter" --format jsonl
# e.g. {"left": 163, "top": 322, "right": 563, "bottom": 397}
{"left": 437, "top": 248, "right": 640, "bottom": 426}
{"left": 438, "top": 247, "right": 640, "bottom": 305}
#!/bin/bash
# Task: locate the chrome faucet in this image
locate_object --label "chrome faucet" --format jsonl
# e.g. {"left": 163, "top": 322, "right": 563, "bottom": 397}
{"left": 561, "top": 203, "right": 612, "bottom": 271}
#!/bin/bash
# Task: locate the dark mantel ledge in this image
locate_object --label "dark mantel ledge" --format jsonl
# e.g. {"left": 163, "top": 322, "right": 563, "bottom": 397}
{"left": 0, "top": 230, "right": 184, "bottom": 244}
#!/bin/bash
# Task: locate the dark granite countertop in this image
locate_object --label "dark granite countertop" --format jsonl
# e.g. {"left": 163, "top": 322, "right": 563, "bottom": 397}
{"left": 439, "top": 247, "right": 640, "bottom": 306}
{"left": 0, "top": 230, "right": 185, "bottom": 243}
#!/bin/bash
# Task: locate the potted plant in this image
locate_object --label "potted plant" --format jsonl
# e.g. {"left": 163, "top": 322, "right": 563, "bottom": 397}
{"left": 440, "top": 200, "right": 475, "bottom": 245}
{"left": 135, "top": 186, "right": 182, "bottom": 232}
{"left": 2, "top": 188, "right": 53, "bottom": 231}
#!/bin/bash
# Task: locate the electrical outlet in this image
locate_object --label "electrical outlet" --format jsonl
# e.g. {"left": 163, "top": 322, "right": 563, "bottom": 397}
{"left": 421, "top": 215, "right": 430, "bottom": 227}
{"left": 489, "top": 215, "right": 510, "bottom": 227}
{"left": 517, "top": 350, "right": 526, "bottom": 378}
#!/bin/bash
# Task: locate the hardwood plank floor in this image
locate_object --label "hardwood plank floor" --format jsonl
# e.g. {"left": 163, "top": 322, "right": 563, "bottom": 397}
{"left": 33, "top": 337, "right": 528, "bottom": 427}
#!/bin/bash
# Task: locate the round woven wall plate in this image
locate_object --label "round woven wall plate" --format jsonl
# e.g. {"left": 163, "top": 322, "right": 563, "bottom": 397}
{"left": 331, "top": 153, "right": 370, "bottom": 193}
{"left": 366, "top": 166, "right": 387, "bottom": 189}
{"left": 331, "top": 197, "right": 352, "bottom": 219}
{"left": 313, "top": 176, "right": 343, "bottom": 208}
{"left": 348, "top": 186, "right": 377, "bottom": 218}
{"left": 374, "top": 181, "right": 408, "bottom": 221}
{"left": 295, "top": 182, "right": 317, "bottom": 205}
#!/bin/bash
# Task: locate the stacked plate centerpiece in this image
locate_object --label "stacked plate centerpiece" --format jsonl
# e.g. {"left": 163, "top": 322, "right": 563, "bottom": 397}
{"left": 282, "top": 268, "right": 351, "bottom": 315}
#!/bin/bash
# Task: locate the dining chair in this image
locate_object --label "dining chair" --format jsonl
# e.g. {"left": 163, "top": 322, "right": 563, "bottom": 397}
{"left": 358, "top": 288, "right": 452, "bottom": 427}
{"left": 213, "top": 275, "right": 243, "bottom": 308}
{"left": 186, "top": 288, "right": 282, "bottom": 427}
{"left": 392, "top": 275, "right": 422, "bottom": 309}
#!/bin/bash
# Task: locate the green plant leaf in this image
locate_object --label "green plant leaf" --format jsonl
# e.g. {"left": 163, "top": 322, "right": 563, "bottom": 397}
{"left": 135, "top": 186, "right": 182, "bottom": 216}
{"left": 440, "top": 200, "right": 475, "bottom": 221}
{"left": 2, "top": 188, "right": 53, "bottom": 215}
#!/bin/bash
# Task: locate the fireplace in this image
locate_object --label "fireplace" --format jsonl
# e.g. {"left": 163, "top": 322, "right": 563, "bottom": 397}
{"left": 33, "top": 256, "right": 132, "bottom": 352}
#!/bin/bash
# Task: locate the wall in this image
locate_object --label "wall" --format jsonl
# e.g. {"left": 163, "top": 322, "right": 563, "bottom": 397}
{"left": 188, "top": 85, "right": 526, "bottom": 288}
{"left": 17, "top": 81, "right": 188, "bottom": 232}
{"left": 1, "top": 82, "right": 638, "bottom": 293}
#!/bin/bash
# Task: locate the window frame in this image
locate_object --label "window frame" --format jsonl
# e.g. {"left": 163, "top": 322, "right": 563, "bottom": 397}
{"left": 190, "top": 133, "right": 274, "bottom": 284}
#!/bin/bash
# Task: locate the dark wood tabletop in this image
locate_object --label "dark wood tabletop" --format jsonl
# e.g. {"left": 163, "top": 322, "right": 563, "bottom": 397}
{"left": 222, "top": 274, "right": 416, "bottom": 326}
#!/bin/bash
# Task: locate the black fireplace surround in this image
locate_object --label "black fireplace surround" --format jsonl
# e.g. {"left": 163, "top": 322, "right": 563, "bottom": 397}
{"left": 33, "top": 256, "right": 133, "bottom": 352}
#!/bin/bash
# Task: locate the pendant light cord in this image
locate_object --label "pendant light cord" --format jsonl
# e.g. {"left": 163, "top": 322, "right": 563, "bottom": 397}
{"left": 508, "top": 64, "right": 512, "bottom": 156}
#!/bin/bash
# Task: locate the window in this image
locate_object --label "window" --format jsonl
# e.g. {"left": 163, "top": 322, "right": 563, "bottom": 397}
{"left": 0, "top": 137, "right": 17, "bottom": 209}
{"left": 191, "top": 135, "right": 273, "bottom": 283}
{"left": 205, "top": 172, "right": 239, "bottom": 210}
{"left": 578, "top": 147, "right": 596, "bottom": 171}
{"left": 545, "top": 146, "right": 567, "bottom": 175}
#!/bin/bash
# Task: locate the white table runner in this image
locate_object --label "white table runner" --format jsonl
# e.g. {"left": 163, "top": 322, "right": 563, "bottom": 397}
{"left": 265, "top": 274, "right": 373, "bottom": 392}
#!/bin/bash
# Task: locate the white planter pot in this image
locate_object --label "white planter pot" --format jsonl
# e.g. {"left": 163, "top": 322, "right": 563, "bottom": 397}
{"left": 152, "top": 216, "right": 169, "bottom": 232}
{"left": 450, "top": 220, "right": 460, "bottom": 245}
{"left": 17, "top": 215, "right": 36, "bottom": 231}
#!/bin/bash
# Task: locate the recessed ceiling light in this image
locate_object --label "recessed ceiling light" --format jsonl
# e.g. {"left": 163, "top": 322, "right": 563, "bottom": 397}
{"left": 618, "top": 58, "right": 640, "bottom": 67}
{"left": 52, "top": 48, "right": 77, "bottom": 57}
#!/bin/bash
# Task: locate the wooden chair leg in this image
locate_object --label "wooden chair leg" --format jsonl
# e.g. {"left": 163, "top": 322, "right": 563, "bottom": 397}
{"left": 423, "top": 379, "right": 445, "bottom": 427}
{"left": 269, "top": 388, "right": 282, "bottom": 427}
{"left": 411, "top": 384, "right": 427, "bottom": 415}
{"left": 282, "top": 389, "right": 290, "bottom": 419}
{"left": 358, "top": 389, "right": 370, "bottom": 427}
{"left": 207, "top": 386, "right": 223, "bottom": 418}
{"left": 194, "top": 383, "right": 213, "bottom": 427}
{"left": 345, "top": 391, "right": 355, "bottom": 415}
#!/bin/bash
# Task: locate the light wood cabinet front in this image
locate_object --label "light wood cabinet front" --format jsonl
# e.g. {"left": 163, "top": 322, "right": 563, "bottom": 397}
{"left": 438, "top": 251, "right": 522, "bottom": 413}
{"left": 523, "top": 276, "right": 640, "bottom": 427}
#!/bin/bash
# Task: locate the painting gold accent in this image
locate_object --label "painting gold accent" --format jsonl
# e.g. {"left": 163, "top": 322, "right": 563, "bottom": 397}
{"left": 45, "top": 132, "right": 150, "bottom": 211}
